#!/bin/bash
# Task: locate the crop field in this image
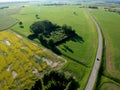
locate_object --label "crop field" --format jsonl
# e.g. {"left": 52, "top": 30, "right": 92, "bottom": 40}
{"left": 0, "top": 31, "right": 65, "bottom": 90}
{"left": 0, "top": 5, "right": 22, "bottom": 31}
{"left": 91, "top": 7, "right": 120, "bottom": 89}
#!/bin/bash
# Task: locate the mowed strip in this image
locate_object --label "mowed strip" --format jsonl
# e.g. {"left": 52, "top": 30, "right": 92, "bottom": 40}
{"left": 0, "top": 31, "right": 65, "bottom": 89}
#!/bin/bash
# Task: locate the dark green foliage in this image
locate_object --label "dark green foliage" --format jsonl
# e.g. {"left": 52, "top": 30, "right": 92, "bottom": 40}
{"left": 31, "top": 79, "right": 42, "bottom": 90}
{"left": 48, "top": 39, "right": 54, "bottom": 47}
{"left": 88, "top": 6, "right": 98, "bottom": 9}
{"left": 29, "top": 20, "right": 77, "bottom": 54}
{"left": 30, "top": 21, "right": 45, "bottom": 34}
{"left": 35, "top": 14, "right": 40, "bottom": 19}
{"left": 30, "top": 20, "right": 58, "bottom": 35}
{"left": 19, "top": 21, "right": 24, "bottom": 29}
{"left": 31, "top": 70, "right": 79, "bottom": 90}
{"left": 28, "top": 34, "right": 38, "bottom": 40}
{"left": 0, "top": 6, "right": 9, "bottom": 9}
{"left": 108, "top": 9, "right": 120, "bottom": 15}
{"left": 30, "top": 20, "right": 75, "bottom": 45}
{"left": 20, "top": 25, "right": 24, "bottom": 28}
{"left": 19, "top": 21, "right": 23, "bottom": 25}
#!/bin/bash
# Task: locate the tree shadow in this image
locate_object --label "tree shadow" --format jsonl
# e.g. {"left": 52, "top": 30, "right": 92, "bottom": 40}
{"left": 62, "top": 45, "right": 74, "bottom": 53}
{"left": 55, "top": 33, "right": 84, "bottom": 46}
{"left": 20, "top": 25, "right": 24, "bottom": 28}
{"left": 30, "top": 70, "right": 80, "bottom": 90}
{"left": 28, "top": 32, "right": 84, "bottom": 55}
{"left": 71, "top": 34, "right": 84, "bottom": 43}
{"left": 39, "top": 39, "right": 62, "bottom": 55}
{"left": 28, "top": 34, "right": 38, "bottom": 40}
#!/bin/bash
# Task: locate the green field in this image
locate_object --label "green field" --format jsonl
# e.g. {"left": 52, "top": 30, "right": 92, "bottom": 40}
{"left": 98, "top": 76, "right": 120, "bottom": 90}
{"left": 0, "top": 4, "right": 22, "bottom": 30}
{"left": 10, "top": 4, "right": 98, "bottom": 89}
{"left": 91, "top": 7, "right": 120, "bottom": 89}
{"left": 12, "top": 5, "right": 98, "bottom": 66}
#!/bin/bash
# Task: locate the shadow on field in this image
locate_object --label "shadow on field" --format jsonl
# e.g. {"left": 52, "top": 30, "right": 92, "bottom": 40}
{"left": 28, "top": 33, "right": 84, "bottom": 55}
{"left": 28, "top": 34, "right": 37, "bottom": 40}
{"left": 55, "top": 34, "right": 84, "bottom": 46}
{"left": 62, "top": 45, "right": 74, "bottom": 53}
{"left": 71, "top": 34, "right": 84, "bottom": 43}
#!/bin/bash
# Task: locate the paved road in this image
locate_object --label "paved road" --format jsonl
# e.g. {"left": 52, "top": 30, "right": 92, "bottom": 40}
{"left": 85, "top": 11, "right": 103, "bottom": 90}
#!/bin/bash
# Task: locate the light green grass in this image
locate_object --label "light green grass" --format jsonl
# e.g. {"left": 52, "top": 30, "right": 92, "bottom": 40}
{"left": 11, "top": 5, "right": 98, "bottom": 90}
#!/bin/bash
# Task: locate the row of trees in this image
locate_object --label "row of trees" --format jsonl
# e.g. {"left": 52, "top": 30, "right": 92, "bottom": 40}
{"left": 107, "top": 9, "right": 120, "bottom": 15}
{"left": 30, "top": 70, "right": 79, "bottom": 90}
{"left": 29, "top": 20, "right": 76, "bottom": 54}
{"left": 0, "top": 6, "right": 9, "bottom": 9}
{"left": 29, "top": 20, "right": 75, "bottom": 45}
{"left": 88, "top": 6, "right": 98, "bottom": 9}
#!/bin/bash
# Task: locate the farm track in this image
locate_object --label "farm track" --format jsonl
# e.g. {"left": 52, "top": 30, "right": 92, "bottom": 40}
{"left": 85, "top": 10, "right": 103, "bottom": 90}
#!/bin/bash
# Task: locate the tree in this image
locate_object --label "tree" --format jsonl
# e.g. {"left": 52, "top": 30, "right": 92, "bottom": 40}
{"left": 35, "top": 14, "right": 40, "bottom": 19}
{"left": 30, "top": 21, "right": 45, "bottom": 35}
{"left": 48, "top": 39, "right": 54, "bottom": 46}
{"left": 19, "top": 21, "right": 23, "bottom": 25}
{"left": 31, "top": 79, "right": 42, "bottom": 90}
{"left": 30, "top": 20, "right": 55, "bottom": 35}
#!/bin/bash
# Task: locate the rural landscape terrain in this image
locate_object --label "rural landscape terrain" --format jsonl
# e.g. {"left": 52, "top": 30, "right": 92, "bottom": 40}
{"left": 0, "top": 0, "right": 120, "bottom": 90}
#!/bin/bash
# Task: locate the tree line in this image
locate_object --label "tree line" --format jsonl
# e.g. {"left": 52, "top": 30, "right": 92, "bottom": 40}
{"left": 30, "top": 70, "right": 79, "bottom": 90}
{"left": 28, "top": 20, "right": 76, "bottom": 54}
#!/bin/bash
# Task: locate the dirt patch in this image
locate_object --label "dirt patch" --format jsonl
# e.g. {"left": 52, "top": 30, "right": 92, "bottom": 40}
{"left": 16, "top": 34, "right": 22, "bottom": 38}
{"left": 20, "top": 46, "right": 27, "bottom": 49}
{"left": 32, "top": 68, "right": 38, "bottom": 74}
{"left": 42, "top": 57, "right": 58, "bottom": 68}
{"left": 12, "top": 71, "right": 17, "bottom": 79}
{"left": 6, "top": 64, "right": 12, "bottom": 71}
{"left": 4, "top": 40, "right": 11, "bottom": 46}
{"left": 0, "top": 39, "right": 11, "bottom": 46}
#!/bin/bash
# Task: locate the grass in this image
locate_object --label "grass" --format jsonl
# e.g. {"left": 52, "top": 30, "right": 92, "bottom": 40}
{"left": 97, "top": 76, "right": 120, "bottom": 90}
{"left": 0, "top": 30, "right": 64, "bottom": 89}
{"left": 11, "top": 4, "right": 98, "bottom": 90}
{"left": 100, "top": 83, "right": 120, "bottom": 90}
{"left": 0, "top": 5, "right": 22, "bottom": 30}
{"left": 91, "top": 7, "right": 120, "bottom": 89}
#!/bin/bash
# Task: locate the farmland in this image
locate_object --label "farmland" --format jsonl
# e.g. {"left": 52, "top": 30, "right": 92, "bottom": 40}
{"left": 91, "top": 6, "right": 120, "bottom": 90}
{"left": 11, "top": 5, "right": 98, "bottom": 67}
{"left": 10, "top": 4, "right": 98, "bottom": 89}
{"left": 0, "top": 4, "right": 22, "bottom": 30}
{"left": 0, "top": 30, "right": 65, "bottom": 89}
